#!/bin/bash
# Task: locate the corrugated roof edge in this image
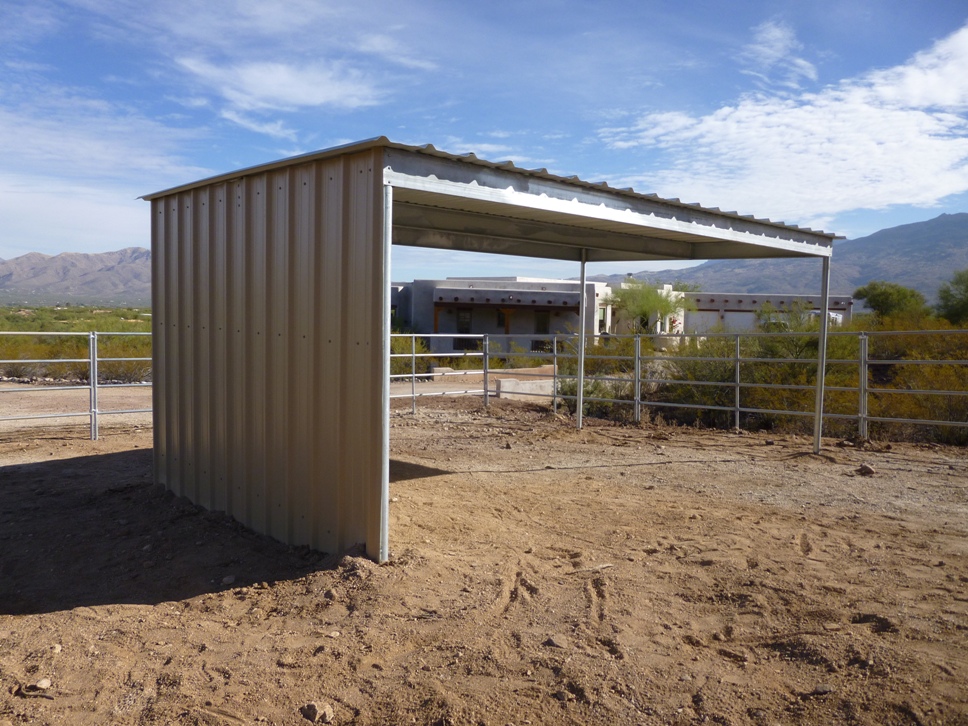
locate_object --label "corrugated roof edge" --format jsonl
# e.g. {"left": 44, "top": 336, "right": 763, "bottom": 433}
{"left": 142, "top": 136, "right": 842, "bottom": 239}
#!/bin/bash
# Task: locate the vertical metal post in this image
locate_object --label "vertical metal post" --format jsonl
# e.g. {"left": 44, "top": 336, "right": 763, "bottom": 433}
{"left": 378, "top": 182, "right": 393, "bottom": 563}
{"left": 813, "top": 255, "right": 832, "bottom": 454}
{"left": 634, "top": 335, "right": 642, "bottom": 423}
{"left": 552, "top": 335, "right": 558, "bottom": 414}
{"left": 858, "top": 332, "right": 869, "bottom": 440}
{"left": 734, "top": 334, "right": 741, "bottom": 431}
{"left": 482, "top": 334, "right": 489, "bottom": 408}
{"left": 89, "top": 331, "right": 99, "bottom": 440}
{"left": 410, "top": 333, "right": 417, "bottom": 415}
{"left": 576, "top": 250, "right": 588, "bottom": 430}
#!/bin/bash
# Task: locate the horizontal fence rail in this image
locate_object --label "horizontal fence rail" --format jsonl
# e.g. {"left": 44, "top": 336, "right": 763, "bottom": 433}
{"left": 0, "top": 331, "right": 152, "bottom": 439}
{"left": 2, "top": 329, "right": 966, "bottom": 442}
{"left": 390, "top": 330, "right": 968, "bottom": 442}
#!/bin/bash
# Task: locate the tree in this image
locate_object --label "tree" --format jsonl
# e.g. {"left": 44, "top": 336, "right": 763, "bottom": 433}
{"left": 853, "top": 281, "right": 928, "bottom": 319}
{"left": 936, "top": 268, "right": 968, "bottom": 325}
{"left": 604, "top": 279, "right": 690, "bottom": 334}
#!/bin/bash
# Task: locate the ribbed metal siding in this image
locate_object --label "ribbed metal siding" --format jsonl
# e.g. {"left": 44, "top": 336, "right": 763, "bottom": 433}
{"left": 151, "top": 148, "right": 385, "bottom": 557}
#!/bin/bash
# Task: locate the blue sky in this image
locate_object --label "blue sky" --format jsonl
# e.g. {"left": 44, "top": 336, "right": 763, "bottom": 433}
{"left": 2, "top": 0, "right": 968, "bottom": 281}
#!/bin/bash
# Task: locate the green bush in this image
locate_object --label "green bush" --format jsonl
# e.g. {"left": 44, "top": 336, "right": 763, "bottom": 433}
{"left": 0, "top": 306, "right": 152, "bottom": 382}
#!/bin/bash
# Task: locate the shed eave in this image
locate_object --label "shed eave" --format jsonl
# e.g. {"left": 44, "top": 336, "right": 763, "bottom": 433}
{"left": 142, "top": 137, "right": 842, "bottom": 251}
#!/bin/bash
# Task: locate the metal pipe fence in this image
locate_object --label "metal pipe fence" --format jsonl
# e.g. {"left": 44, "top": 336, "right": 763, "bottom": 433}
{"left": 2, "top": 329, "right": 965, "bottom": 441}
{"left": 0, "top": 331, "right": 152, "bottom": 440}
{"left": 390, "top": 330, "right": 968, "bottom": 440}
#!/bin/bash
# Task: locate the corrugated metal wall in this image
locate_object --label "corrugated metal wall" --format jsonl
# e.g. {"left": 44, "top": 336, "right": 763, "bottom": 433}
{"left": 151, "top": 148, "right": 386, "bottom": 557}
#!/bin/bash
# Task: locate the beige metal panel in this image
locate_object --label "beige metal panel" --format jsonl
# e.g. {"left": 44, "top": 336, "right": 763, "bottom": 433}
{"left": 313, "top": 157, "right": 347, "bottom": 549}
{"left": 150, "top": 198, "right": 168, "bottom": 490}
{"left": 210, "top": 183, "right": 229, "bottom": 514}
{"left": 151, "top": 147, "right": 387, "bottom": 558}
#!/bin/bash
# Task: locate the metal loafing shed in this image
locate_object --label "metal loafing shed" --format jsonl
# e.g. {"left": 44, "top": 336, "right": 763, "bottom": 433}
{"left": 143, "top": 137, "right": 839, "bottom": 563}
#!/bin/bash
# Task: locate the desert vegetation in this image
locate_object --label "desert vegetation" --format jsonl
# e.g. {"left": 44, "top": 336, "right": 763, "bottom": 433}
{"left": 0, "top": 306, "right": 152, "bottom": 383}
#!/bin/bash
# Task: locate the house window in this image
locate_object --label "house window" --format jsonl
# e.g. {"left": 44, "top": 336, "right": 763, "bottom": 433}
{"left": 534, "top": 310, "right": 550, "bottom": 335}
{"left": 454, "top": 308, "right": 477, "bottom": 350}
{"left": 496, "top": 310, "right": 506, "bottom": 328}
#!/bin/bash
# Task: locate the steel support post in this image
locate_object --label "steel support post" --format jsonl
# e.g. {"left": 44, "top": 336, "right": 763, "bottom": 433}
{"left": 634, "top": 335, "right": 642, "bottom": 423}
{"left": 482, "top": 334, "right": 489, "bottom": 408}
{"left": 410, "top": 334, "right": 417, "bottom": 414}
{"left": 379, "top": 182, "right": 393, "bottom": 563}
{"left": 859, "top": 333, "right": 869, "bottom": 440}
{"left": 734, "top": 335, "right": 742, "bottom": 431}
{"left": 552, "top": 335, "right": 558, "bottom": 414}
{"left": 89, "top": 331, "right": 99, "bottom": 440}
{"left": 812, "top": 255, "right": 832, "bottom": 454}
{"left": 576, "top": 250, "right": 588, "bottom": 430}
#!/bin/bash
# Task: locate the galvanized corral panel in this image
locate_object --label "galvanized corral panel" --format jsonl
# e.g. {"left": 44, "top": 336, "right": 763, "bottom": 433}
{"left": 151, "top": 148, "right": 386, "bottom": 558}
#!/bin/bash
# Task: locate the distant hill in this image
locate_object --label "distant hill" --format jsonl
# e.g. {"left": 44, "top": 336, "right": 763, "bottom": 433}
{"left": 591, "top": 212, "right": 968, "bottom": 302}
{"left": 0, "top": 247, "right": 151, "bottom": 307}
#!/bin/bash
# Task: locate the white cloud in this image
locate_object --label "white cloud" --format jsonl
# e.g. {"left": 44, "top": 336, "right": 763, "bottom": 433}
{"left": 0, "top": 0, "right": 61, "bottom": 46}
{"left": 0, "top": 98, "right": 207, "bottom": 185}
{"left": 220, "top": 110, "right": 298, "bottom": 141}
{"left": 600, "top": 24, "right": 968, "bottom": 231}
{"left": 357, "top": 33, "right": 437, "bottom": 71}
{"left": 740, "top": 20, "right": 818, "bottom": 90}
{"left": 0, "top": 73, "right": 208, "bottom": 257}
{"left": 0, "top": 174, "right": 148, "bottom": 257}
{"left": 177, "top": 58, "right": 383, "bottom": 113}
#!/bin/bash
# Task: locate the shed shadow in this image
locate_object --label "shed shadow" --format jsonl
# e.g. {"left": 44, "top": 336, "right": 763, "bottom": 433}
{"left": 0, "top": 451, "right": 333, "bottom": 615}
{"left": 390, "top": 459, "right": 450, "bottom": 482}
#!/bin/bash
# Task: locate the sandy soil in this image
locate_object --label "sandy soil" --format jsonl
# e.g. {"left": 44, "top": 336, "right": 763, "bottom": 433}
{"left": 1, "top": 397, "right": 966, "bottom": 725}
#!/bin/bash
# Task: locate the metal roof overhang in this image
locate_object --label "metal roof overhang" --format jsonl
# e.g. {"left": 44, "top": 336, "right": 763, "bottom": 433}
{"left": 145, "top": 137, "right": 838, "bottom": 263}
{"left": 380, "top": 145, "right": 836, "bottom": 264}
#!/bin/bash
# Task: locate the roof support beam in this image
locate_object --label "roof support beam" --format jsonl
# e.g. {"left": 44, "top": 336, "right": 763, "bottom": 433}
{"left": 391, "top": 224, "right": 698, "bottom": 263}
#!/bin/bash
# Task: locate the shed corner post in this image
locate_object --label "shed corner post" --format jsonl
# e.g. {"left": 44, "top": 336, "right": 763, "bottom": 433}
{"left": 812, "top": 255, "right": 832, "bottom": 454}
{"left": 576, "top": 249, "right": 588, "bottom": 430}
{"left": 376, "top": 180, "right": 393, "bottom": 563}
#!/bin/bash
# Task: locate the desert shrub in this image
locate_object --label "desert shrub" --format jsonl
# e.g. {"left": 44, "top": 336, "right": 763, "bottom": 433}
{"left": 390, "top": 334, "right": 432, "bottom": 376}
{"left": 0, "top": 337, "right": 44, "bottom": 378}
{"left": 557, "top": 375, "right": 636, "bottom": 421}
{"left": 489, "top": 340, "right": 551, "bottom": 370}
{"left": 0, "top": 307, "right": 152, "bottom": 382}
{"left": 645, "top": 334, "right": 740, "bottom": 428}
{"left": 97, "top": 334, "right": 153, "bottom": 382}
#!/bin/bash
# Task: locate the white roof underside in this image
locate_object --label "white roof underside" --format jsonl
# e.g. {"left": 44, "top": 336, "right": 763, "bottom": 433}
{"left": 145, "top": 137, "right": 838, "bottom": 264}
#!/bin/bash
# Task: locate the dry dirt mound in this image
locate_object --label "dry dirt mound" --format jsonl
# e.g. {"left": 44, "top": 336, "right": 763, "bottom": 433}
{"left": 1, "top": 399, "right": 966, "bottom": 725}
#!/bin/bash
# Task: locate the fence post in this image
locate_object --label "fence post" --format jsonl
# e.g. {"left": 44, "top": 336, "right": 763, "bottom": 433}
{"left": 410, "top": 334, "right": 417, "bottom": 414}
{"left": 89, "top": 331, "right": 99, "bottom": 440}
{"left": 733, "top": 334, "right": 741, "bottom": 431}
{"left": 634, "top": 335, "right": 642, "bottom": 424}
{"left": 482, "top": 334, "right": 489, "bottom": 409}
{"left": 552, "top": 335, "right": 558, "bottom": 414}
{"left": 858, "top": 332, "right": 869, "bottom": 440}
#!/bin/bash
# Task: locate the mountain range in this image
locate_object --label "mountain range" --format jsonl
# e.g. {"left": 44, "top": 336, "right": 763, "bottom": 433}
{"left": 1, "top": 212, "right": 966, "bottom": 307}
{"left": 598, "top": 212, "right": 968, "bottom": 302}
{"left": 0, "top": 247, "right": 151, "bottom": 307}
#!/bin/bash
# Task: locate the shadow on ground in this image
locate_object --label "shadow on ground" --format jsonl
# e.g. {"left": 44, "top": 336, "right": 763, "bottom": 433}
{"left": 389, "top": 459, "right": 450, "bottom": 481}
{"left": 0, "top": 451, "right": 449, "bottom": 615}
{"left": 0, "top": 452, "right": 451, "bottom": 614}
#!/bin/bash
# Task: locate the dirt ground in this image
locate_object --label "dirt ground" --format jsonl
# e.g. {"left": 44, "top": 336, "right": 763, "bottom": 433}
{"left": 1, "top": 396, "right": 966, "bottom": 725}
